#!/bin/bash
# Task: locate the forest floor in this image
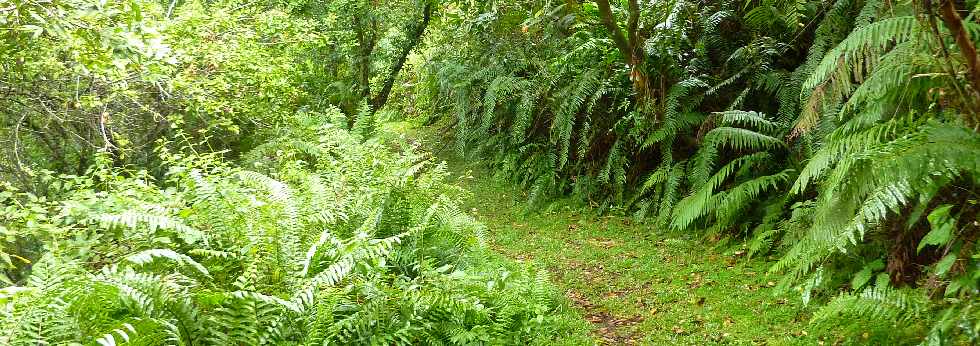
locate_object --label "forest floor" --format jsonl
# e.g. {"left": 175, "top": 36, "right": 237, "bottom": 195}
{"left": 395, "top": 124, "right": 823, "bottom": 345}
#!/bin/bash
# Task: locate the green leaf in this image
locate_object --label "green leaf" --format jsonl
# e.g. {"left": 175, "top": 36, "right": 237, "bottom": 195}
{"left": 944, "top": 278, "right": 963, "bottom": 297}
{"left": 21, "top": 25, "right": 44, "bottom": 39}
{"left": 917, "top": 205, "right": 955, "bottom": 253}
{"left": 801, "top": 267, "right": 824, "bottom": 306}
{"left": 851, "top": 259, "right": 884, "bottom": 290}
{"left": 873, "top": 272, "right": 890, "bottom": 287}
{"left": 934, "top": 253, "right": 957, "bottom": 277}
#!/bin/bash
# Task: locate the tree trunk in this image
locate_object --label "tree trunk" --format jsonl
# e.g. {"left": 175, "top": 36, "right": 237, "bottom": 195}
{"left": 594, "top": 0, "right": 650, "bottom": 106}
{"left": 595, "top": 0, "right": 633, "bottom": 64}
{"left": 371, "top": 2, "right": 435, "bottom": 112}
{"left": 937, "top": 0, "right": 980, "bottom": 103}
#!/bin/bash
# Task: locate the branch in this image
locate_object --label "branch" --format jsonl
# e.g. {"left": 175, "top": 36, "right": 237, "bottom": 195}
{"left": 922, "top": 0, "right": 975, "bottom": 116}
{"left": 595, "top": 0, "right": 634, "bottom": 64}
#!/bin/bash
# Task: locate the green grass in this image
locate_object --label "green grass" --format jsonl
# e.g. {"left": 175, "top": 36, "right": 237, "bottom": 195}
{"left": 446, "top": 160, "right": 824, "bottom": 345}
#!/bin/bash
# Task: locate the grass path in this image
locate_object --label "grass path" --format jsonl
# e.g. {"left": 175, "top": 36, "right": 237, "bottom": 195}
{"left": 444, "top": 159, "right": 822, "bottom": 345}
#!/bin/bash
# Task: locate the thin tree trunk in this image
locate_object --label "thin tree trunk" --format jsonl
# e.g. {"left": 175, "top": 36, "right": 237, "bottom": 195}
{"left": 353, "top": 17, "right": 376, "bottom": 101}
{"left": 371, "top": 2, "right": 435, "bottom": 111}
{"left": 595, "top": 0, "right": 633, "bottom": 63}
{"left": 594, "top": 0, "right": 649, "bottom": 107}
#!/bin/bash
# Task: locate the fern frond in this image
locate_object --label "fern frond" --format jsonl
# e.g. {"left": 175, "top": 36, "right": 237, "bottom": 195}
{"left": 803, "top": 16, "right": 918, "bottom": 92}
{"left": 813, "top": 285, "right": 926, "bottom": 326}
{"left": 98, "top": 211, "right": 205, "bottom": 245}
{"left": 672, "top": 152, "right": 772, "bottom": 230}
{"left": 124, "top": 249, "right": 211, "bottom": 278}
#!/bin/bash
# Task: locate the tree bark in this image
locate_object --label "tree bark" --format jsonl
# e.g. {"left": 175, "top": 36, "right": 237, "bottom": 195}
{"left": 936, "top": 0, "right": 980, "bottom": 101}
{"left": 625, "top": 0, "right": 641, "bottom": 54}
{"left": 371, "top": 2, "right": 435, "bottom": 111}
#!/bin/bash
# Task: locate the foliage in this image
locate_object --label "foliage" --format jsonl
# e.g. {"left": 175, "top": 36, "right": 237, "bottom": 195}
{"left": 0, "top": 1, "right": 587, "bottom": 344}
{"left": 414, "top": 0, "right": 980, "bottom": 343}
{"left": 448, "top": 155, "right": 819, "bottom": 344}
{"left": 4, "top": 0, "right": 980, "bottom": 343}
{"left": 0, "top": 112, "right": 588, "bottom": 345}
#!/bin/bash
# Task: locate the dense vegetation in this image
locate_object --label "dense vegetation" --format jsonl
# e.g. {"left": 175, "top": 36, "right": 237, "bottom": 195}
{"left": 0, "top": 1, "right": 589, "bottom": 344}
{"left": 1, "top": 0, "right": 978, "bottom": 344}
{"left": 413, "top": 0, "right": 980, "bottom": 343}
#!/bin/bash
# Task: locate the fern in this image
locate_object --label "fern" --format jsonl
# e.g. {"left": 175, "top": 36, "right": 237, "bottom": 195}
{"left": 98, "top": 211, "right": 205, "bottom": 246}
{"left": 551, "top": 69, "right": 601, "bottom": 169}
{"left": 796, "top": 15, "right": 920, "bottom": 135}
{"left": 124, "top": 249, "right": 211, "bottom": 279}
{"left": 672, "top": 152, "right": 778, "bottom": 230}
{"left": 813, "top": 284, "right": 927, "bottom": 328}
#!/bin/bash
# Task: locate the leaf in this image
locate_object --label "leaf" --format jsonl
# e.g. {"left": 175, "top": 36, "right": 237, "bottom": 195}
{"left": 124, "top": 249, "right": 211, "bottom": 278}
{"left": 917, "top": 205, "right": 955, "bottom": 253}
{"left": 0, "top": 286, "right": 36, "bottom": 303}
{"left": 873, "top": 272, "right": 890, "bottom": 287}
{"left": 851, "top": 259, "right": 884, "bottom": 290}
{"left": 97, "top": 334, "right": 116, "bottom": 346}
{"left": 98, "top": 211, "right": 204, "bottom": 245}
{"left": 801, "top": 267, "right": 824, "bottom": 306}
{"left": 21, "top": 25, "right": 44, "bottom": 39}
{"left": 934, "top": 253, "right": 956, "bottom": 277}
{"left": 945, "top": 279, "right": 963, "bottom": 297}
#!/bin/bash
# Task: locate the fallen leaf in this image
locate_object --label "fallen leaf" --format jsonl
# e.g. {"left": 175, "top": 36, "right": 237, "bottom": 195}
{"left": 604, "top": 290, "right": 624, "bottom": 299}
{"left": 723, "top": 317, "right": 735, "bottom": 327}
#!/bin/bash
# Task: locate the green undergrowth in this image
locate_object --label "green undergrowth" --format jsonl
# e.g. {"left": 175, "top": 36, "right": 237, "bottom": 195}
{"left": 0, "top": 117, "right": 596, "bottom": 345}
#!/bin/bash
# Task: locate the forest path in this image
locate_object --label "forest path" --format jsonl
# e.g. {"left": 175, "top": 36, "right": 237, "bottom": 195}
{"left": 392, "top": 123, "right": 817, "bottom": 344}
{"left": 441, "top": 156, "right": 819, "bottom": 345}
